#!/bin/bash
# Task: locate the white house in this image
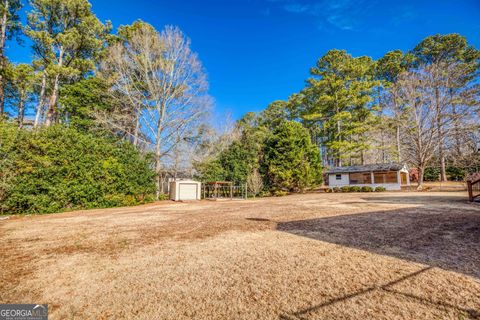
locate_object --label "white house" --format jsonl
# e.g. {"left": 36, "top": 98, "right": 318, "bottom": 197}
{"left": 326, "top": 163, "right": 410, "bottom": 191}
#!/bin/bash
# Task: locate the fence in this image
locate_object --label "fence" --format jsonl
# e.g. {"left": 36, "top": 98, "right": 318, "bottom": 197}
{"left": 202, "top": 182, "right": 247, "bottom": 200}
{"left": 467, "top": 178, "right": 480, "bottom": 202}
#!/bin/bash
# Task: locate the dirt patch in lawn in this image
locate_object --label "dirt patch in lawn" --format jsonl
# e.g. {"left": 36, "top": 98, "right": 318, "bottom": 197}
{"left": 0, "top": 192, "right": 479, "bottom": 319}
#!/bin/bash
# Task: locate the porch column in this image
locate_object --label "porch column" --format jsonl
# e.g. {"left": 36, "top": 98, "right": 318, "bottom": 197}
{"left": 370, "top": 171, "right": 374, "bottom": 184}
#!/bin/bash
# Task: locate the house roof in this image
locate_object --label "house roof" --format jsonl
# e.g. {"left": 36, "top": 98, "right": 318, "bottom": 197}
{"left": 326, "top": 163, "right": 405, "bottom": 174}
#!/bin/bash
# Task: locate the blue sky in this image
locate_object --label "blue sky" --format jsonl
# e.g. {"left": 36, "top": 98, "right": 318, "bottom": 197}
{"left": 6, "top": 0, "right": 480, "bottom": 119}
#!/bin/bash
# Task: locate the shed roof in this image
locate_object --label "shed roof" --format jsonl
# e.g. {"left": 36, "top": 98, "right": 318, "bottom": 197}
{"left": 326, "top": 163, "right": 405, "bottom": 174}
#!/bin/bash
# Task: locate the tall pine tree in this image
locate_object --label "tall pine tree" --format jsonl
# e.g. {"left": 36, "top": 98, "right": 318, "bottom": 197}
{"left": 26, "top": 0, "right": 109, "bottom": 125}
{"left": 293, "top": 49, "right": 378, "bottom": 166}
{"left": 0, "top": 0, "right": 22, "bottom": 116}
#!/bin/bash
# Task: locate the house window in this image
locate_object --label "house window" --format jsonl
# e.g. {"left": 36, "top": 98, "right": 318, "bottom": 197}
{"left": 336, "top": 174, "right": 342, "bottom": 180}
{"left": 374, "top": 171, "right": 398, "bottom": 184}
{"left": 349, "top": 172, "right": 371, "bottom": 184}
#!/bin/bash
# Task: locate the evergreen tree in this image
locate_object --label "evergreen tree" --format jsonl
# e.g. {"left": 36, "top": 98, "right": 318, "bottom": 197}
{"left": 5, "top": 63, "right": 36, "bottom": 127}
{"left": 375, "top": 50, "right": 410, "bottom": 162}
{"left": 0, "top": 0, "right": 22, "bottom": 116}
{"left": 263, "top": 121, "right": 322, "bottom": 192}
{"left": 26, "top": 0, "right": 109, "bottom": 125}
{"left": 294, "top": 49, "right": 379, "bottom": 166}
{"left": 59, "top": 77, "right": 114, "bottom": 131}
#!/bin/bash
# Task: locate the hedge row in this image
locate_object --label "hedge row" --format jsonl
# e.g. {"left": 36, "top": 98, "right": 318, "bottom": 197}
{"left": 325, "top": 186, "right": 386, "bottom": 193}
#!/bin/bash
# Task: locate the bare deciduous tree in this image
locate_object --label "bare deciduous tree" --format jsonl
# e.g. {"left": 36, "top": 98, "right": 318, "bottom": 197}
{"left": 247, "top": 168, "right": 263, "bottom": 198}
{"left": 395, "top": 67, "right": 438, "bottom": 189}
{"left": 100, "top": 23, "right": 211, "bottom": 199}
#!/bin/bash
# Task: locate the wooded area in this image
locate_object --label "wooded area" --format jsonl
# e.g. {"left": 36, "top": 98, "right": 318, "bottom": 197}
{"left": 198, "top": 34, "right": 479, "bottom": 192}
{"left": 0, "top": 0, "right": 479, "bottom": 213}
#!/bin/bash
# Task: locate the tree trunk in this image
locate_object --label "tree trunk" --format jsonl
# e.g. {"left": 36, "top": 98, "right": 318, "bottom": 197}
{"left": 133, "top": 112, "right": 140, "bottom": 146}
{"left": 0, "top": 0, "right": 8, "bottom": 116}
{"left": 417, "top": 165, "right": 425, "bottom": 190}
{"left": 155, "top": 120, "right": 163, "bottom": 200}
{"left": 452, "top": 103, "right": 462, "bottom": 163}
{"left": 396, "top": 125, "right": 401, "bottom": 162}
{"left": 45, "top": 74, "right": 60, "bottom": 126}
{"left": 435, "top": 87, "right": 447, "bottom": 182}
{"left": 336, "top": 120, "right": 342, "bottom": 167}
{"left": 17, "top": 94, "right": 25, "bottom": 128}
{"left": 34, "top": 71, "right": 47, "bottom": 127}
{"left": 45, "top": 47, "right": 64, "bottom": 126}
{"left": 155, "top": 159, "right": 161, "bottom": 200}
{"left": 0, "top": 73, "right": 4, "bottom": 117}
{"left": 440, "top": 152, "right": 447, "bottom": 181}
{"left": 438, "top": 123, "right": 447, "bottom": 181}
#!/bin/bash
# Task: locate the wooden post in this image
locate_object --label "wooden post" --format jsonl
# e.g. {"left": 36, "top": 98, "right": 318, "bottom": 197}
{"left": 467, "top": 180, "right": 473, "bottom": 202}
{"left": 230, "top": 183, "right": 233, "bottom": 200}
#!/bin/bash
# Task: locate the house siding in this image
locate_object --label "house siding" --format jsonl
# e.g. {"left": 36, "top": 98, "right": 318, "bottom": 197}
{"left": 328, "top": 173, "right": 349, "bottom": 186}
{"left": 328, "top": 170, "right": 409, "bottom": 191}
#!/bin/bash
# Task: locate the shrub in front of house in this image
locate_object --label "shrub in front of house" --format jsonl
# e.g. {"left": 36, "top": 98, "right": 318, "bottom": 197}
{"left": 333, "top": 187, "right": 340, "bottom": 193}
{"left": 375, "top": 186, "right": 386, "bottom": 192}
{"left": 361, "top": 186, "right": 373, "bottom": 192}
{"left": 273, "top": 190, "right": 288, "bottom": 197}
{"left": 324, "top": 188, "right": 333, "bottom": 193}
{"left": 350, "top": 186, "right": 361, "bottom": 192}
{"left": 340, "top": 186, "right": 351, "bottom": 192}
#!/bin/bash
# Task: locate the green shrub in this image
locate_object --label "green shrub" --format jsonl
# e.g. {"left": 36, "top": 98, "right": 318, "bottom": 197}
{"left": 258, "top": 190, "right": 272, "bottom": 198}
{"left": 375, "top": 186, "right": 386, "bottom": 192}
{"left": 361, "top": 186, "right": 373, "bottom": 192}
{"left": 1, "top": 123, "right": 156, "bottom": 214}
{"left": 446, "top": 166, "right": 466, "bottom": 181}
{"left": 340, "top": 186, "right": 351, "bottom": 193}
{"left": 424, "top": 167, "right": 440, "bottom": 181}
{"left": 332, "top": 187, "right": 340, "bottom": 193}
{"left": 324, "top": 188, "right": 333, "bottom": 193}
{"left": 158, "top": 193, "right": 170, "bottom": 201}
{"left": 350, "top": 186, "right": 361, "bottom": 192}
{"left": 273, "top": 190, "right": 288, "bottom": 197}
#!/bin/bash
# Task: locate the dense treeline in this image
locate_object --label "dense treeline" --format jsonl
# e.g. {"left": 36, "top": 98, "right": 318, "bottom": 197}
{"left": 0, "top": 0, "right": 479, "bottom": 213}
{"left": 198, "top": 34, "right": 480, "bottom": 191}
{"left": 195, "top": 116, "right": 323, "bottom": 194}
{"left": 0, "top": 0, "right": 212, "bottom": 213}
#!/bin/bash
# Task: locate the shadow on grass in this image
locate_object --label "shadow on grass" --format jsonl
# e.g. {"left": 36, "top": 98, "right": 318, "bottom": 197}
{"left": 277, "top": 205, "right": 480, "bottom": 278}
{"left": 279, "top": 266, "right": 480, "bottom": 320}
{"left": 360, "top": 194, "right": 470, "bottom": 205}
{"left": 277, "top": 201, "right": 480, "bottom": 319}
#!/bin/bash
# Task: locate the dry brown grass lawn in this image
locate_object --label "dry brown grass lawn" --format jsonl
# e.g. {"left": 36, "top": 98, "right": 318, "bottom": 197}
{"left": 1, "top": 192, "right": 479, "bottom": 319}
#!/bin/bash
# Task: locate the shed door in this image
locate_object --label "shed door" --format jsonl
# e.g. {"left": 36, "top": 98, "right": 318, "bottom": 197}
{"left": 401, "top": 172, "right": 408, "bottom": 185}
{"left": 179, "top": 183, "right": 197, "bottom": 200}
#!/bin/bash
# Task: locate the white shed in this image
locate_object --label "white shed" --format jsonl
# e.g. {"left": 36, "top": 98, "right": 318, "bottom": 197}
{"left": 326, "top": 163, "right": 410, "bottom": 191}
{"left": 169, "top": 180, "right": 202, "bottom": 201}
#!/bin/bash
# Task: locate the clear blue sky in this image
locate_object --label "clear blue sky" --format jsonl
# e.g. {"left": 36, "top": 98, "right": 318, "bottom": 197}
{"left": 6, "top": 0, "right": 480, "bottom": 119}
